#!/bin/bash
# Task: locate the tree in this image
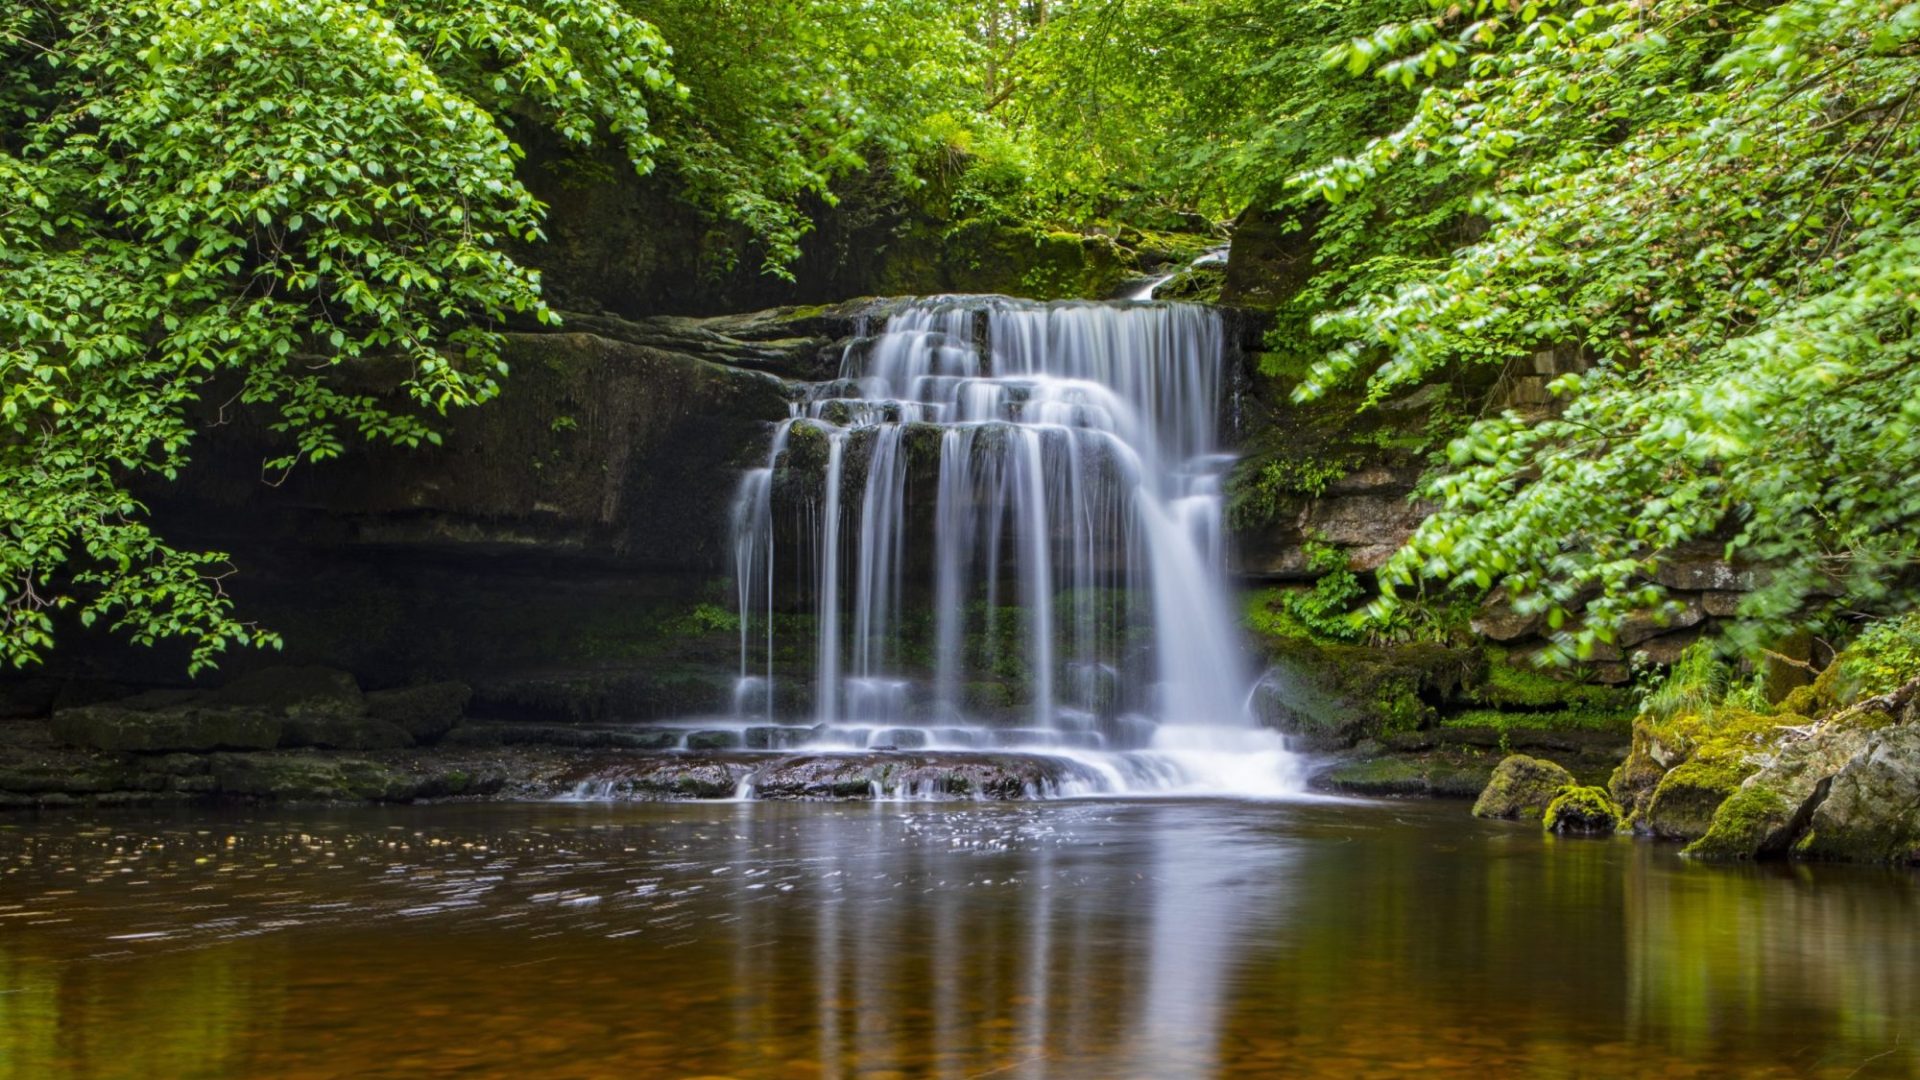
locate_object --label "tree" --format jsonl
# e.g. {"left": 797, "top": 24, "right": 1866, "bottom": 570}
{"left": 1295, "top": 0, "right": 1920, "bottom": 657}
{"left": 0, "top": 0, "right": 677, "bottom": 671}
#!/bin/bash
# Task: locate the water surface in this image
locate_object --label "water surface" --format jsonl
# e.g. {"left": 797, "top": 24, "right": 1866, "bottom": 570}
{"left": 2, "top": 798, "right": 1915, "bottom": 1078}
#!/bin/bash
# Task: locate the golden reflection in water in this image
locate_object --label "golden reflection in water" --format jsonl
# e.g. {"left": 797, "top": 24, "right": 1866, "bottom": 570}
{"left": 0, "top": 800, "right": 1916, "bottom": 1078}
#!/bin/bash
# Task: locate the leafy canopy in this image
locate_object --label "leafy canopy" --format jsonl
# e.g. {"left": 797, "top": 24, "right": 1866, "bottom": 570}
{"left": 0, "top": 0, "right": 677, "bottom": 671}
{"left": 1293, "top": 0, "right": 1920, "bottom": 658}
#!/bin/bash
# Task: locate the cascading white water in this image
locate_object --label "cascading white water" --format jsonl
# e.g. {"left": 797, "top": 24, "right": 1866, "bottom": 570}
{"left": 727, "top": 296, "right": 1301, "bottom": 796}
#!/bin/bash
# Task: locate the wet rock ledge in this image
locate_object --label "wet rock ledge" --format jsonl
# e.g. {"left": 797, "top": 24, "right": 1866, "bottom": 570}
{"left": 0, "top": 667, "right": 1095, "bottom": 807}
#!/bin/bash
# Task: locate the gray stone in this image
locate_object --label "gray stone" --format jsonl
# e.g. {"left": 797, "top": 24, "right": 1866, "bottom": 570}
{"left": 1689, "top": 726, "right": 1871, "bottom": 859}
{"left": 1795, "top": 726, "right": 1920, "bottom": 864}
{"left": 1654, "top": 544, "right": 1758, "bottom": 592}
{"left": 1616, "top": 601, "right": 1705, "bottom": 647}
{"left": 1471, "top": 589, "right": 1542, "bottom": 643}
{"left": 1701, "top": 591, "right": 1745, "bottom": 618}
{"left": 1631, "top": 628, "right": 1705, "bottom": 666}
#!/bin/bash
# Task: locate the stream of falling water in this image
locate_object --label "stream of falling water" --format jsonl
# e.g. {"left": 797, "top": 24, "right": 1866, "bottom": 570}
{"left": 727, "top": 297, "right": 1301, "bottom": 797}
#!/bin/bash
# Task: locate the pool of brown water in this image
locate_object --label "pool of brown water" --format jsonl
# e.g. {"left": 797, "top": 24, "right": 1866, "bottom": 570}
{"left": 1, "top": 797, "right": 1915, "bottom": 1078}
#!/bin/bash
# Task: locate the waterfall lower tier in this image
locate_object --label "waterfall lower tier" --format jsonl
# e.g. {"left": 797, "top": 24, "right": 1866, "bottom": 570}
{"left": 726, "top": 296, "right": 1301, "bottom": 797}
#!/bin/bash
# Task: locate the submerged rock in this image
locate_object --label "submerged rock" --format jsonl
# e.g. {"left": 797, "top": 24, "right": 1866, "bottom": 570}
{"left": 1545, "top": 785, "right": 1622, "bottom": 835}
{"left": 751, "top": 752, "right": 1093, "bottom": 800}
{"left": 1472, "top": 755, "right": 1576, "bottom": 820}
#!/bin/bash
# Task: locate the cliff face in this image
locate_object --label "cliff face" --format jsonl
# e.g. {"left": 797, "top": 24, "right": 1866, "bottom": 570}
{"left": 11, "top": 309, "right": 865, "bottom": 723}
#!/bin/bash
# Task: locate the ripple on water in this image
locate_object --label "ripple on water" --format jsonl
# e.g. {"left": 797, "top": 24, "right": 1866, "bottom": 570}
{"left": 0, "top": 800, "right": 1916, "bottom": 1078}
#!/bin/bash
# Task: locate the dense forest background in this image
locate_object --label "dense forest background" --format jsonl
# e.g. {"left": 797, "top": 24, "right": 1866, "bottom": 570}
{"left": 3, "top": 0, "right": 1918, "bottom": 701}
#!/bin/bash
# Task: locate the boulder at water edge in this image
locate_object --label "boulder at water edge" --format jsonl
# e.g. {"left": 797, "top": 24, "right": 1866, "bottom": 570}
{"left": 1472, "top": 754, "right": 1576, "bottom": 820}
{"left": 1545, "top": 785, "right": 1623, "bottom": 835}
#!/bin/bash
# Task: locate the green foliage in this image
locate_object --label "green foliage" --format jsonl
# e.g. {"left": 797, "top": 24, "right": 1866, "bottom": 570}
{"left": 1226, "top": 457, "right": 1349, "bottom": 530}
{"left": 1302, "top": 0, "right": 1920, "bottom": 657}
{"left": 1284, "top": 541, "right": 1367, "bottom": 643}
{"left": 1442, "top": 707, "right": 1627, "bottom": 735}
{"left": 1640, "top": 642, "right": 1739, "bottom": 724}
{"left": 637, "top": 0, "right": 989, "bottom": 275}
{"left": 1004, "top": 0, "right": 1427, "bottom": 220}
{"left": 0, "top": 0, "right": 676, "bottom": 671}
{"left": 1838, "top": 611, "right": 1920, "bottom": 698}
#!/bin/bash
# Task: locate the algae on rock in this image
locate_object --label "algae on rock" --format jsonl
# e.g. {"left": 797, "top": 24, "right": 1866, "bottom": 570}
{"left": 1545, "top": 786, "right": 1623, "bottom": 835}
{"left": 1472, "top": 754, "right": 1577, "bottom": 820}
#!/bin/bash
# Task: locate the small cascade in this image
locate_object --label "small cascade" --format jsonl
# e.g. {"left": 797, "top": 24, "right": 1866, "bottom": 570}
{"left": 725, "top": 295, "right": 1301, "bottom": 797}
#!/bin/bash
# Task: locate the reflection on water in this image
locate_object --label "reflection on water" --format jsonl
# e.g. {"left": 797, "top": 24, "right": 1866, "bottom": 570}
{"left": 1, "top": 799, "right": 1916, "bottom": 1078}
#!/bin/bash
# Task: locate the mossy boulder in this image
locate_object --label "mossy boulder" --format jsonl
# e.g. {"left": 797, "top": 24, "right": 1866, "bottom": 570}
{"left": 685, "top": 729, "right": 743, "bottom": 751}
{"left": 208, "top": 754, "right": 420, "bottom": 802}
{"left": 1613, "top": 705, "right": 1787, "bottom": 833}
{"left": 1642, "top": 755, "right": 1751, "bottom": 841}
{"left": 1607, "top": 729, "right": 1668, "bottom": 828}
{"left": 1472, "top": 754, "right": 1577, "bottom": 820}
{"left": 1544, "top": 785, "right": 1622, "bottom": 835}
{"left": 1687, "top": 725, "right": 1871, "bottom": 859}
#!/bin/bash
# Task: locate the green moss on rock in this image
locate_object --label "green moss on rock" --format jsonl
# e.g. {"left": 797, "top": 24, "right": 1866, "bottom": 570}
{"left": 1642, "top": 754, "right": 1752, "bottom": 841}
{"left": 1472, "top": 754, "right": 1577, "bottom": 820}
{"left": 1319, "top": 751, "right": 1496, "bottom": 798}
{"left": 1545, "top": 785, "right": 1622, "bottom": 835}
{"left": 1686, "top": 785, "right": 1792, "bottom": 859}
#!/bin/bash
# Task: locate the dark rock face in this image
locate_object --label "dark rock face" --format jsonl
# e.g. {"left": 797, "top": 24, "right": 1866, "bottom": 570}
{"left": 17, "top": 317, "right": 813, "bottom": 720}
{"left": 279, "top": 715, "right": 415, "bottom": 751}
{"left": 366, "top": 683, "right": 473, "bottom": 743}
{"left": 43, "top": 668, "right": 476, "bottom": 757}
{"left": 1221, "top": 204, "right": 1321, "bottom": 310}
{"left": 210, "top": 666, "right": 365, "bottom": 718}
{"left": 517, "top": 141, "right": 1148, "bottom": 319}
{"left": 51, "top": 706, "right": 283, "bottom": 754}
{"left": 1473, "top": 755, "right": 1577, "bottom": 820}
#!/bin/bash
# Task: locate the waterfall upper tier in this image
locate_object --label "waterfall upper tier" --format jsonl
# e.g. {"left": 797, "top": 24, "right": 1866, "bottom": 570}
{"left": 727, "top": 295, "right": 1301, "bottom": 796}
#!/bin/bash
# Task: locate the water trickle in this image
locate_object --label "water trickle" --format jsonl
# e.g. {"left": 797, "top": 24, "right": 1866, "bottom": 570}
{"left": 728, "top": 296, "right": 1301, "bottom": 796}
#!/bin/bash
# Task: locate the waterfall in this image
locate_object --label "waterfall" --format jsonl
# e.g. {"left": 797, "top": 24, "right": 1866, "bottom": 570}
{"left": 728, "top": 297, "right": 1301, "bottom": 796}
